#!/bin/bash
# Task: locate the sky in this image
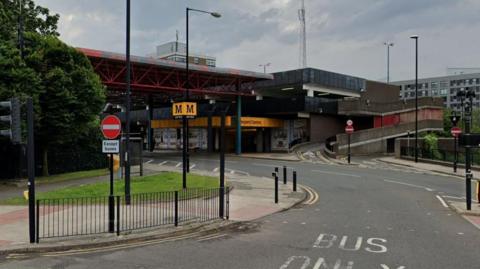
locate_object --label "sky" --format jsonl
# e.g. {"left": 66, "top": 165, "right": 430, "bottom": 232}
{"left": 35, "top": 0, "right": 480, "bottom": 82}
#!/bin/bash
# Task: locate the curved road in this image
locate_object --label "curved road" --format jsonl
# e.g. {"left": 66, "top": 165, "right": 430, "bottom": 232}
{"left": 1, "top": 155, "right": 479, "bottom": 269}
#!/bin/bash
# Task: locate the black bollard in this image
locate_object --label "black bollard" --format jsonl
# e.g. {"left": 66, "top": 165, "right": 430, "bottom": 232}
{"left": 293, "top": 171, "right": 297, "bottom": 192}
{"left": 283, "top": 165, "right": 287, "bottom": 184}
{"left": 272, "top": 172, "right": 278, "bottom": 204}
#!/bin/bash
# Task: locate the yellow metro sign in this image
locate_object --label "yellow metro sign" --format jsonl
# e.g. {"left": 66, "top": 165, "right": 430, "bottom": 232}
{"left": 172, "top": 102, "right": 197, "bottom": 118}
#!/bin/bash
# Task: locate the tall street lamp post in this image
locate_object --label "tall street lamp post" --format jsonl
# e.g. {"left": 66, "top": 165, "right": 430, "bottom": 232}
{"left": 259, "top": 63, "right": 271, "bottom": 74}
{"left": 124, "top": 0, "right": 132, "bottom": 204}
{"left": 383, "top": 42, "right": 393, "bottom": 83}
{"left": 410, "top": 35, "right": 419, "bottom": 163}
{"left": 183, "top": 8, "right": 221, "bottom": 188}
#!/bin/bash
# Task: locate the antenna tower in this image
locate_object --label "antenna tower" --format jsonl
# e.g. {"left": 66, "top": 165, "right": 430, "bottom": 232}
{"left": 298, "top": 0, "right": 307, "bottom": 68}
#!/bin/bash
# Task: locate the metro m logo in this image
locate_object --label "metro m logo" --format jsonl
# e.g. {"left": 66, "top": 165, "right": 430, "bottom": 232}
{"left": 174, "top": 104, "right": 183, "bottom": 114}
{"left": 172, "top": 102, "right": 197, "bottom": 118}
{"left": 186, "top": 103, "right": 195, "bottom": 114}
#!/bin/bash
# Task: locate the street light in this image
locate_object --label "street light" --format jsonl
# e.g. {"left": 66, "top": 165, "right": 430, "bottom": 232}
{"left": 410, "top": 35, "right": 418, "bottom": 163}
{"left": 383, "top": 42, "right": 394, "bottom": 83}
{"left": 259, "top": 63, "right": 271, "bottom": 74}
{"left": 183, "top": 7, "right": 221, "bottom": 188}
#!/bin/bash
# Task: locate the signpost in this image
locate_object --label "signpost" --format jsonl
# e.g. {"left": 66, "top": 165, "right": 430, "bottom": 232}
{"left": 451, "top": 126, "right": 461, "bottom": 173}
{"left": 172, "top": 102, "right": 197, "bottom": 189}
{"left": 101, "top": 115, "right": 121, "bottom": 232}
{"left": 345, "top": 120, "right": 354, "bottom": 164}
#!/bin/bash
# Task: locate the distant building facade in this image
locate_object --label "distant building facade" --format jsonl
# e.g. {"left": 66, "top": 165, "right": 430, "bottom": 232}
{"left": 392, "top": 73, "right": 480, "bottom": 111}
{"left": 148, "top": 41, "right": 216, "bottom": 67}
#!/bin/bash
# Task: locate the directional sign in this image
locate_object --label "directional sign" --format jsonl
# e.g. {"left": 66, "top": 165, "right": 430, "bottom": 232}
{"left": 172, "top": 102, "right": 197, "bottom": 119}
{"left": 101, "top": 115, "right": 121, "bottom": 139}
{"left": 345, "top": 125, "right": 354, "bottom": 134}
{"left": 451, "top": 127, "right": 462, "bottom": 137}
{"left": 346, "top": 119, "right": 353, "bottom": 126}
{"left": 102, "top": 140, "right": 119, "bottom": 153}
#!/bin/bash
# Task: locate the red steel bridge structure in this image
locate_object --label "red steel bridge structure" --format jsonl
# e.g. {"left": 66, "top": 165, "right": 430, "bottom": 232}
{"left": 78, "top": 48, "right": 272, "bottom": 100}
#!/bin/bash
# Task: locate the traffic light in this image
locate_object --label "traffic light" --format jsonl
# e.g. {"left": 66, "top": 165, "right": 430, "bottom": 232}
{"left": 0, "top": 98, "right": 21, "bottom": 143}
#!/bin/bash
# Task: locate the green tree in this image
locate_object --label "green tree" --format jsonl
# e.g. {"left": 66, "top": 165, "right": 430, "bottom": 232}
{"left": 0, "top": 0, "right": 105, "bottom": 176}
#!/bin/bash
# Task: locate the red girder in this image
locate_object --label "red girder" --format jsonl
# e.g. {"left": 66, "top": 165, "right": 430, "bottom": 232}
{"left": 83, "top": 53, "right": 269, "bottom": 97}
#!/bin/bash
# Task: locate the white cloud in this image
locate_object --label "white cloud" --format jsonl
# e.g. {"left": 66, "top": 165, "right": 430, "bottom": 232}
{"left": 35, "top": 0, "right": 480, "bottom": 81}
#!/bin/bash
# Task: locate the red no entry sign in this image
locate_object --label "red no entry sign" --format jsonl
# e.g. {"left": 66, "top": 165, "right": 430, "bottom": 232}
{"left": 101, "top": 115, "right": 121, "bottom": 139}
{"left": 345, "top": 125, "right": 354, "bottom": 134}
{"left": 451, "top": 126, "right": 462, "bottom": 137}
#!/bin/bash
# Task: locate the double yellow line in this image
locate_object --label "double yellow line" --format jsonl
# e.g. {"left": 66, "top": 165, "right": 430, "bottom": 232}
{"left": 300, "top": 184, "right": 319, "bottom": 205}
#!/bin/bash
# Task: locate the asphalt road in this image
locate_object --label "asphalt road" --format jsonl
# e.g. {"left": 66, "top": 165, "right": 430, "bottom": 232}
{"left": 2, "top": 154, "right": 479, "bottom": 269}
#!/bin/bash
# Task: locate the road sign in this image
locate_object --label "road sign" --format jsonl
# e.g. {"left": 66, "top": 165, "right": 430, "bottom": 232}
{"left": 172, "top": 102, "right": 197, "bottom": 119}
{"left": 345, "top": 125, "right": 354, "bottom": 134}
{"left": 101, "top": 115, "right": 121, "bottom": 139}
{"left": 451, "top": 126, "right": 462, "bottom": 137}
{"left": 346, "top": 119, "right": 353, "bottom": 126}
{"left": 103, "top": 140, "right": 120, "bottom": 153}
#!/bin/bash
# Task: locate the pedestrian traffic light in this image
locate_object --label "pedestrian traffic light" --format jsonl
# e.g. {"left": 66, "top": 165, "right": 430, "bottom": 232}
{"left": 0, "top": 98, "right": 21, "bottom": 143}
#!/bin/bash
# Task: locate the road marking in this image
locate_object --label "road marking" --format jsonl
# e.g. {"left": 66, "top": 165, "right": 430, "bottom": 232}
{"left": 253, "top": 163, "right": 281, "bottom": 168}
{"left": 145, "top": 159, "right": 154, "bottom": 164}
{"left": 212, "top": 167, "right": 219, "bottom": 172}
{"left": 189, "top": 164, "right": 196, "bottom": 170}
{"left": 159, "top": 161, "right": 168, "bottom": 166}
{"left": 197, "top": 233, "right": 227, "bottom": 242}
{"left": 300, "top": 185, "right": 319, "bottom": 205}
{"left": 383, "top": 179, "right": 434, "bottom": 191}
{"left": 175, "top": 162, "right": 182, "bottom": 168}
{"left": 195, "top": 158, "right": 238, "bottom": 163}
{"left": 279, "top": 256, "right": 310, "bottom": 269}
{"left": 311, "top": 170, "right": 361, "bottom": 178}
{"left": 42, "top": 231, "right": 206, "bottom": 257}
{"left": 229, "top": 170, "right": 235, "bottom": 174}
{"left": 442, "top": 195, "right": 465, "bottom": 200}
{"left": 436, "top": 195, "right": 449, "bottom": 208}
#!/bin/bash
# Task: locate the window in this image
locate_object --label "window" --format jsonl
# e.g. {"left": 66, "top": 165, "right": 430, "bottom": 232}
{"left": 440, "top": 81, "right": 448, "bottom": 88}
{"left": 440, "top": 89, "right": 447, "bottom": 95}
{"left": 194, "top": 57, "right": 199, "bottom": 64}
{"left": 431, "top": 82, "right": 438, "bottom": 88}
{"left": 206, "top": 59, "right": 215, "bottom": 67}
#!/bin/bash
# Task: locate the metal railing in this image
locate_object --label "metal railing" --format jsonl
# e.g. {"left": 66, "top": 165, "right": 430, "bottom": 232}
{"left": 36, "top": 187, "right": 229, "bottom": 242}
{"left": 400, "top": 146, "right": 480, "bottom": 165}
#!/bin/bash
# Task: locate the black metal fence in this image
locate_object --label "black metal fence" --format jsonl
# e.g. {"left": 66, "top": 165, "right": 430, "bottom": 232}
{"left": 36, "top": 187, "right": 229, "bottom": 242}
{"left": 400, "top": 146, "right": 480, "bottom": 165}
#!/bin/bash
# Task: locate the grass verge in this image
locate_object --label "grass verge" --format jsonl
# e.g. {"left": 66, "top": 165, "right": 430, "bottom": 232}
{"left": 36, "top": 169, "right": 109, "bottom": 184}
{"left": 0, "top": 172, "right": 219, "bottom": 205}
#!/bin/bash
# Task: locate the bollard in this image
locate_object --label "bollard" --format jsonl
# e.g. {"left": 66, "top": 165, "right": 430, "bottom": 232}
{"left": 283, "top": 165, "right": 287, "bottom": 184}
{"left": 293, "top": 171, "right": 297, "bottom": 192}
{"left": 174, "top": 191, "right": 179, "bottom": 226}
{"left": 275, "top": 167, "right": 279, "bottom": 174}
{"left": 272, "top": 172, "right": 278, "bottom": 204}
{"left": 116, "top": 196, "right": 120, "bottom": 236}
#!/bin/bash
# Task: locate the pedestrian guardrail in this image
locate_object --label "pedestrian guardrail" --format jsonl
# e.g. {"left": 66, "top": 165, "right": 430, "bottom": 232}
{"left": 35, "top": 187, "right": 229, "bottom": 242}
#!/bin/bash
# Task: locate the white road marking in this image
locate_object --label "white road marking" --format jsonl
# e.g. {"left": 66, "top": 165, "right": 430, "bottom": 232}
{"left": 158, "top": 161, "right": 168, "bottom": 166}
{"left": 457, "top": 232, "right": 464, "bottom": 235}
{"left": 442, "top": 195, "right": 465, "bottom": 200}
{"left": 230, "top": 170, "right": 235, "bottom": 174}
{"left": 145, "top": 159, "right": 154, "bottom": 164}
{"left": 383, "top": 179, "right": 434, "bottom": 191}
{"left": 175, "top": 162, "right": 182, "bottom": 168}
{"left": 189, "top": 164, "right": 196, "bottom": 170}
{"left": 279, "top": 256, "right": 310, "bottom": 269}
{"left": 212, "top": 167, "right": 219, "bottom": 172}
{"left": 253, "top": 163, "right": 281, "bottom": 168}
{"left": 311, "top": 170, "right": 361, "bottom": 178}
{"left": 436, "top": 195, "right": 449, "bottom": 208}
{"left": 301, "top": 222, "right": 306, "bottom": 225}
{"left": 195, "top": 158, "right": 238, "bottom": 163}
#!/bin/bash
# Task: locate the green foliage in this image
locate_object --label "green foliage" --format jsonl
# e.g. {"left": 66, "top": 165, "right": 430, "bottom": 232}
{"left": 0, "top": 172, "right": 220, "bottom": 205}
{"left": 0, "top": 0, "right": 106, "bottom": 176}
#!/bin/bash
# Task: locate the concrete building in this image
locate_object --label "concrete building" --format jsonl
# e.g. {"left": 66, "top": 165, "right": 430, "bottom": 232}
{"left": 148, "top": 41, "right": 216, "bottom": 67}
{"left": 392, "top": 72, "right": 480, "bottom": 111}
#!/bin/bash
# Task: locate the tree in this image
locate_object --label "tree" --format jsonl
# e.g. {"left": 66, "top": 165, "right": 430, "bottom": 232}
{"left": 0, "top": 0, "right": 106, "bottom": 176}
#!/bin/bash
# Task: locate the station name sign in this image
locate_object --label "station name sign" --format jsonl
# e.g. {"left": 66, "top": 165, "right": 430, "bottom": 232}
{"left": 172, "top": 102, "right": 197, "bottom": 119}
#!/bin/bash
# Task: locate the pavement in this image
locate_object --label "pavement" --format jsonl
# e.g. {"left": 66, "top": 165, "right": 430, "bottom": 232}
{"left": 0, "top": 163, "right": 306, "bottom": 254}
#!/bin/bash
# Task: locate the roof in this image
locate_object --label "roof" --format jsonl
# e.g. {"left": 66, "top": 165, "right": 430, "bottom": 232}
{"left": 78, "top": 48, "right": 272, "bottom": 81}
